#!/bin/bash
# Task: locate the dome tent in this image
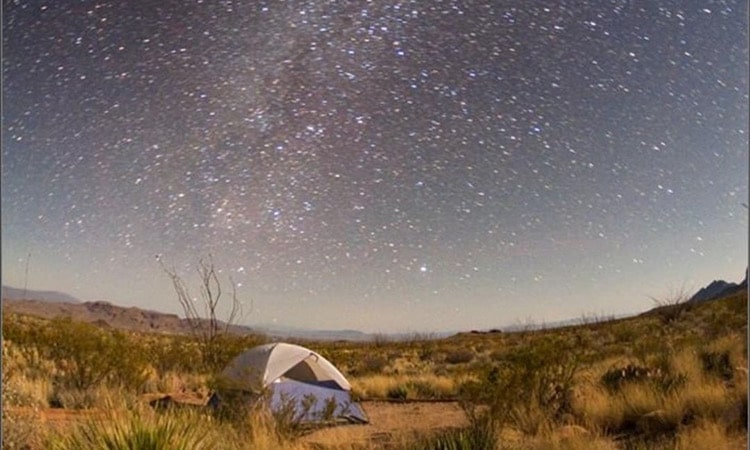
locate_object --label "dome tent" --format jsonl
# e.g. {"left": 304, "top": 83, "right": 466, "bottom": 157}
{"left": 210, "top": 342, "right": 368, "bottom": 424}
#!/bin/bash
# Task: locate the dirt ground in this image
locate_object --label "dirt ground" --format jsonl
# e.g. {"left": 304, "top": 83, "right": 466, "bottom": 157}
{"left": 9, "top": 406, "right": 104, "bottom": 433}
{"left": 300, "top": 401, "right": 468, "bottom": 448}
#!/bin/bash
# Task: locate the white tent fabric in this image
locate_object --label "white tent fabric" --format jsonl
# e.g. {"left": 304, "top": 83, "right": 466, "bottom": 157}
{"left": 219, "top": 342, "right": 351, "bottom": 391}
{"left": 215, "top": 342, "right": 368, "bottom": 424}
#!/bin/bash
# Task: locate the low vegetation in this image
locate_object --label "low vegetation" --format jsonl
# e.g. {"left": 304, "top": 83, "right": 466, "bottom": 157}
{"left": 2, "top": 290, "right": 747, "bottom": 449}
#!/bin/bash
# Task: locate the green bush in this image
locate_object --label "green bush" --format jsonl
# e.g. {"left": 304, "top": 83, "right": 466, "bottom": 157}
{"left": 460, "top": 336, "right": 581, "bottom": 430}
{"left": 145, "top": 336, "right": 201, "bottom": 375}
{"left": 9, "top": 317, "right": 150, "bottom": 391}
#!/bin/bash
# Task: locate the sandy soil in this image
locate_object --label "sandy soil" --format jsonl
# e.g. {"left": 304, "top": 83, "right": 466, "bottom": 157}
{"left": 10, "top": 406, "right": 104, "bottom": 432}
{"left": 300, "top": 401, "right": 468, "bottom": 448}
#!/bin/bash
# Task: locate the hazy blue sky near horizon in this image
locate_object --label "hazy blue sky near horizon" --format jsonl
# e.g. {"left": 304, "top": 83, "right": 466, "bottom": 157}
{"left": 2, "top": 0, "right": 747, "bottom": 333}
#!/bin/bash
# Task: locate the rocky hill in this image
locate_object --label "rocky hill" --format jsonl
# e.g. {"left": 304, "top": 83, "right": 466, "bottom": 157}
{"left": 1, "top": 298, "right": 256, "bottom": 336}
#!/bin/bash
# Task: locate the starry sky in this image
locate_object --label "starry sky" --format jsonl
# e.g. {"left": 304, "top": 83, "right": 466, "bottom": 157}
{"left": 2, "top": 0, "right": 747, "bottom": 333}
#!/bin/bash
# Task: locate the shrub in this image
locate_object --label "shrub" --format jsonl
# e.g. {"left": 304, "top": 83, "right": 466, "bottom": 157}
{"left": 460, "top": 336, "right": 582, "bottom": 431}
{"left": 38, "top": 318, "right": 150, "bottom": 391}
{"left": 445, "top": 349, "right": 474, "bottom": 365}
{"left": 600, "top": 363, "right": 686, "bottom": 395}
{"left": 699, "top": 351, "right": 733, "bottom": 381}
{"left": 419, "top": 344, "right": 436, "bottom": 362}
{"left": 387, "top": 385, "right": 408, "bottom": 400}
{"left": 355, "top": 354, "right": 388, "bottom": 375}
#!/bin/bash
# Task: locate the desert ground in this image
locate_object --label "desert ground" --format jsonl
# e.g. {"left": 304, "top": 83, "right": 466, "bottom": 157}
{"left": 2, "top": 288, "right": 747, "bottom": 449}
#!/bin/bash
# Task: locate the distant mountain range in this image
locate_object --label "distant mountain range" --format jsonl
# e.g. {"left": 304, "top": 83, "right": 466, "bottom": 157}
{"left": 0, "top": 293, "right": 382, "bottom": 342}
{"left": 3, "top": 272, "right": 747, "bottom": 340}
{"left": 1, "top": 295, "right": 444, "bottom": 341}
{"left": 254, "top": 325, "right": 375, "bottom": 342}
{"left": 254, "top": 324, "right": 452, "bottom": 342}
{"left": 1, "top": 285, "right": 80, "bottom": 303}
{"left": 688, "top": 271, "right": 748, "bottom": 304}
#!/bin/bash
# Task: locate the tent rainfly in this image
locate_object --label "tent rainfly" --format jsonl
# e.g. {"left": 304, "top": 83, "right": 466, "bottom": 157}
{"left": 210, "top": 342, "right": 368, "bottom": 424}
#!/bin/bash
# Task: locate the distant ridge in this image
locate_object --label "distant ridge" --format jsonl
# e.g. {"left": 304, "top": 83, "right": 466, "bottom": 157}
{"left": 2, "top": 297, "right": 446, "bottom": 341}
{"left": 1, "top": 285, "right": 80, "bottom": 304}
{"left": 256, "top": 325, "right": 374, "bottom": 342}
{"left": 689, "top": 271, "right": 748, "bottom": 304}
{"left": 2, "top": 298, "right": 251, "bottom": 335}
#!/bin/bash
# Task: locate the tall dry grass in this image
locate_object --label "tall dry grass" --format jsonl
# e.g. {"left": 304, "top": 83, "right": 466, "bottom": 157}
{"left": 352, "top": 373, "right": 462, "bottom": 399}
{"left": 500, "top": 426, "right": 619, "bottom": 450}
{"left": 675, "top": 420, "right": 747, "bottom": 450}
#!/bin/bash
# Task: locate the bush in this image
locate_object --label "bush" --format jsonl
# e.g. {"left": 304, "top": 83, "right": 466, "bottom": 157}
{"left": 145, "top": 336, "right": 201, "bottom": 376}
{"left": 461, "top": 336, "right": 582, "bottom": 431}
{"left": 699, "top": 351, "right": 733, "bottom": 381}
{"left": 418, "top": 344, "right": 436, "bottom": 362}
{"left": 601, "top": 364, "right": 661, "bottom": 392}
{"left": 41, "top": 318, "right": 150, "bottom": 391}
{"left": 600, "top": 364, "right": 686, "bottom": 395}
{"left": 445, "top": 349, "right": 474, "bottom": 365}
{"left": 355, "top": 355, "right": 388, "bottom": 375}
{"left": 387, "top": 385, "right": 408, "bottom": 400}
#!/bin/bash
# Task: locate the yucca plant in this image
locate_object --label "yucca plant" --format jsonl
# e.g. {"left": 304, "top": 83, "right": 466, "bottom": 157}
{"left": 407, "top": 419, "right": 496, "bottom": 450}
{"left": 49, "top": 407, "right": 214, "bottom": 450}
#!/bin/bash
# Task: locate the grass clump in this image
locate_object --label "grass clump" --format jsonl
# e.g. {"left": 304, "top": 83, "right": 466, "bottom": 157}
{"left": 47, "top": 404, "right": 308, "bottom": 450}
{"left": 49, "top": 408, "right": 213, "bottom": 450}
{"left": 406, "top": 418, "right": 496, "bottom": 450}
{"left": 352, "top": 374, "right": 458, "bottom": 399}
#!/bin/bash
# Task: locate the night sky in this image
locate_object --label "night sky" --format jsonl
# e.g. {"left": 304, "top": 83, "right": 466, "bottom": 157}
{"left": 2, "top": 0, "right": 747, "bottom": 333}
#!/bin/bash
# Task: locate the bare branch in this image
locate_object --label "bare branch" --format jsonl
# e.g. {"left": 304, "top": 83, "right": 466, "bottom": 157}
{"left": 160, "top": 254, "right": 250, "bottom": 371}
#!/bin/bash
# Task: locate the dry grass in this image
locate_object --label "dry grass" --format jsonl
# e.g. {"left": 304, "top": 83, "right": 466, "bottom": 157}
{"left": 574, "top": 331, "right": 748, "bottom": 438}
{"left": 351, "top": 373, "right": 462, "bottom": 399}
{"left": 503, "top": 427, "right": 619, "bottom": 450}
{"left": 141, "top": 370, "right": 211, "bottom": 399}
{"left": 2, "top": 406, "right": 46, "bottom": 450}
{"left": 2, "top": 374, "right": 53, "bottom": 408}
{"left": 572, "top": 384, "right": 624, "bottom": 432}
{"left": 2, "top": 290, "right": 747, "bottom": 449}
{"left": 676, "top": 381, "right": 731, "bottom": 421}
{"left": 675, "top": 420, "right": 747, "bottom": 450}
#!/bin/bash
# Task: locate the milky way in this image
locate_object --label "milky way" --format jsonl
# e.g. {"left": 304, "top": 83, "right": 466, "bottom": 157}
{"left": 2, "top": 1, "right": 747, "bottom": 332}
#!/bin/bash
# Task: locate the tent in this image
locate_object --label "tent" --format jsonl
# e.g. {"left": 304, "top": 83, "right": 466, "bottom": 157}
{"left": 210, "top": 342, "right": 368, "bottom": 424}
